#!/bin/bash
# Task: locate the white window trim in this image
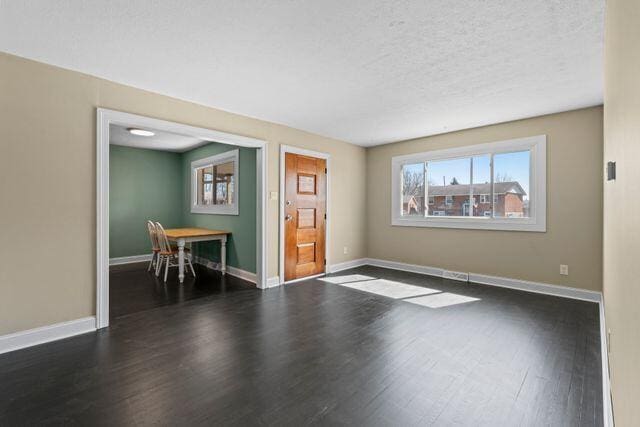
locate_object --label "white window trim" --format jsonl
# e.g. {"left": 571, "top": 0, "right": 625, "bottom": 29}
{"left": 391, "top": 135, "right": 546, "bottom": 232}
{"left": 191, "top": 149, "right": 240, "bottom": 215}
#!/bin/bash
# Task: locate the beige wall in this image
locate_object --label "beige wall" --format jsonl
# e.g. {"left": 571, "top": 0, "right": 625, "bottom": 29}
{"left": 0, "top": 52, "right": 366, "bottom": 335}
{"left": 0, "top": 51, "right": 606, "bottom": 350}
{"left": 366, "top": 107, "right": 603, "bottom": 292}
{"left": 603, "top": 0, "right": 640, "bottom": 425}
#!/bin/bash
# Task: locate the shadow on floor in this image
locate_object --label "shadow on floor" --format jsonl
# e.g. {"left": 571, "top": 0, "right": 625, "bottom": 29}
{"left": 109, "top": 261, "right": 255, "bottom": 319}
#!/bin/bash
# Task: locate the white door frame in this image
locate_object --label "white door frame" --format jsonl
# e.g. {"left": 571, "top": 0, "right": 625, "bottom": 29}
{"left": 97, "top": 108, "right": 268, "bottom": 329}
{"left": 279, "top": 144, "right": 330, "bottom": 285}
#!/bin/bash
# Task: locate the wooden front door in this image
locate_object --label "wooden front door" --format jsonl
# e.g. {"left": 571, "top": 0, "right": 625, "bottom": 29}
{"left": 284, "top": 152, "right": 326, "bottom": 281}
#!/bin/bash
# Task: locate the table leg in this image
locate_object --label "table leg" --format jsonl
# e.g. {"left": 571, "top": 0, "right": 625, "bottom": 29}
{"left": 178, "top": 238, "right": 185, "bottom": 283}
{"left": 221, "top": 236, "right": 227, "bottom": 275}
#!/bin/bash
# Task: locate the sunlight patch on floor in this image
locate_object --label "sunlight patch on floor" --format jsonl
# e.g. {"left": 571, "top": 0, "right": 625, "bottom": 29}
{"left": 319, "top": 274, "right": 376, "bottom": 284}
{"left": 405, "top": 292, "right": 480, "bottom": 308}
{"left": 337, "top": 279, "right": 440, "bottom": 299}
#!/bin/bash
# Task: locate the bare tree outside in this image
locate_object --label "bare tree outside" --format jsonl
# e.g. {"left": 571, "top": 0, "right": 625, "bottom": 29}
{"left": 403, "top": 167, "right": 424, "bottom": 196}
{"left": 495, "top": 172, "right": 513, "bottom": 182}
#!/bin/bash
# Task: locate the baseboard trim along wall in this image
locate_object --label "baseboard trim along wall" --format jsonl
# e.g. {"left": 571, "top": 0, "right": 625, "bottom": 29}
{"left": 193, "top": 256, "right": 257, "bottom": 284}
{"left": 327, "top": 258, "right": 371, "bottom": 274}
{"left": 109, "top": 254, "right": 259, "bottom": 285}
{"left": 266, "top": 276, "right": 281, "bottom": 288}
{"left": 109, "top": 254, "right": 153, "bottom": 265}
{"left": 110, "top": 253, "right": 602, "bottom": 303}
{"left": 365, "top": 258, "right": 444, "bottom": 278}
{"left": 0, "top": 316, "right": 96, "bottom": 355}
{"left": 335, "top": 257, "right": 603, "bottom": 302}
{"left": 467, "top": 272, "right": 601, "bottom": 303}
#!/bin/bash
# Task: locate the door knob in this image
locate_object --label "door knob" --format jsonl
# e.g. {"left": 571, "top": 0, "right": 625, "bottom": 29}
{"left": 286, "top": 200, "right": 292, "bottom": 206}
{"left": 285, "top": 214, "right": 293, "bottom": 221}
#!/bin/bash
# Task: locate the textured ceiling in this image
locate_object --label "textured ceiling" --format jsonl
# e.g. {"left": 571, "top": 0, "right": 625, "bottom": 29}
{"left": 0, "top": 0, "right": 604, "bottom": 146}
{"left": 109, "top": 125, "right": 208, "bottom": 152}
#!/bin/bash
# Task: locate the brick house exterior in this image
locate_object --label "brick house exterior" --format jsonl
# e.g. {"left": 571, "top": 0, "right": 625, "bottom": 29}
{"left": 403, "top": 181, "right": 527, "bottom": 217}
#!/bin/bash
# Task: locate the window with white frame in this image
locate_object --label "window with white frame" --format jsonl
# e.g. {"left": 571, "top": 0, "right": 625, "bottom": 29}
{"left": 392, "top": 135, "right": 546, "bottom": 231}
{"left": 191, "top": 149, "right": 239, "bottom": 215}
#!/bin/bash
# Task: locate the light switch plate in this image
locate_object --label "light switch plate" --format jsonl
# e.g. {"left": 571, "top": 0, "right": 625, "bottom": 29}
{"left": 270, "top": 191, "right": 278, "bottom": 201}
{"left": 607, "top": 161, "right": 616, "bottom": 181}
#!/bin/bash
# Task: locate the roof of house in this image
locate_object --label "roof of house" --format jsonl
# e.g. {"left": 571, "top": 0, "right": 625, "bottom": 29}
{"left": 403, "top": 195, "right": 422, "bottom": 204}
{"left": 427, "top": 181, "right": 526, "bottom": 196}
{"left": 402, "top": 182, "right": 525, "bottom": 203}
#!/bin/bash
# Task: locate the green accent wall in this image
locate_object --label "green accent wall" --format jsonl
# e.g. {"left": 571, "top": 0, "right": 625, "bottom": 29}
{"left": 181, "top": 145, "right": 257, "bottom": 273}
{"left": 109, "top": 143, "right": 257, "bottom": 273}
{"left": 109, "top": 145, "right": 183, "bottom": 258}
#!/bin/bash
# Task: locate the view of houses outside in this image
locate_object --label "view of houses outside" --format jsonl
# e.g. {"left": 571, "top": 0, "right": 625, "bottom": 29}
{"left": 402, "top": 150, "right": 530, "bottom": 218}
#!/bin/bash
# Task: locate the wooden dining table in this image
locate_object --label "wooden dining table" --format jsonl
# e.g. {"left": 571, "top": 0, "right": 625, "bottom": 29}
{"left": 163, "top": 227, "right": 231, "bottom": 283}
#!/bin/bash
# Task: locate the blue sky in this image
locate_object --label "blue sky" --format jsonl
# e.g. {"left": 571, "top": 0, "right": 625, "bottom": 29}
{"left": 404, "top": 150, "right": 530, "bottom": 197}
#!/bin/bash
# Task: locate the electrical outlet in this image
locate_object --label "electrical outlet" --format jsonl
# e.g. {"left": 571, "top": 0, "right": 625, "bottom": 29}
{"left": 560, "top": 264, "right": 569, "bottom": 275}
{"left": 343, "top": 246, "right": 348, "bottom": 255}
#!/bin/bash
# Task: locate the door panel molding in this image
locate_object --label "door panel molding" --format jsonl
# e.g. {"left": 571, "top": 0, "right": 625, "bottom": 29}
{"left": 284, "top": 153, "right": 326, "bottom": 281}
{"left": 279, "top": 145, "right": 330, "bottom": 285}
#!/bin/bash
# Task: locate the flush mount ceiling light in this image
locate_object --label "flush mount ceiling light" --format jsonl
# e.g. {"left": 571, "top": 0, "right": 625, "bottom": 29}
{"left": 127, "top": 128, "right": 155, "bottom": 137}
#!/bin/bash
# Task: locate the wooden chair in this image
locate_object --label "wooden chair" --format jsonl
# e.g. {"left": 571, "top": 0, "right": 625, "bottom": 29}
{"left": 155, "top": 222, "right": 196, "bottom": 282}
{"left": 146, "top": 220, "right": 161, "bottom": 273}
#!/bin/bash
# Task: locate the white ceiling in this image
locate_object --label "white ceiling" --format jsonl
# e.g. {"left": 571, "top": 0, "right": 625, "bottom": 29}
{"left": 0, "top": 1, "right": 604, "bottom": 146}
{"left": 110, "top": 124, "right": 209, "bottom": 152}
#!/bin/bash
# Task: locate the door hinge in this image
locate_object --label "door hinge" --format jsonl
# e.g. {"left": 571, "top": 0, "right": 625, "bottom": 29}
{"left": 324, "top": 259, "right": 326, "bottom": 265}
{"left": 324, "top": 168, "right": 327, "bottom": 174}
{"left": 324, "top": 213, "right": 327, "bottom": 220}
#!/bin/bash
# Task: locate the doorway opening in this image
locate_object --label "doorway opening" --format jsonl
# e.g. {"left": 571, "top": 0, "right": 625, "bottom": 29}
{"left": 97, "top": 109, "right": 267, "bottom": 328}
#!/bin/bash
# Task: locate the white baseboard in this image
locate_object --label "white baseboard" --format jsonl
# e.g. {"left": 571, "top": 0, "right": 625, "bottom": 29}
{"left": 365, "top": 258, "right": 444, "bottom": 278}
{"left": 226, "top": 266, "right": 256, "bottom": 284}
{"left": 111, "top": 254, "right": 260, "bottom": 285}
{"left": 356, "top": 258, "right": 602, "bottom": 303}
{"left": 193, "top": 256, "right": 257, "bottom": 284}
{"left": 109, "top": 254, "right": 152, "bottom": 265}
{"left": 265, "top": 276, "right": 281, "bottom": 288}
{"left": 327, "top": 258, "right": 369, "bottom": 273}
{"left": 0, "top": 316, "right": 96, "bottom": 355}
{"left": 272, "top": 258, "right": 368, "bottom": 286}
{"left": 468, "top": 273, "right": 601, "bottom": 303}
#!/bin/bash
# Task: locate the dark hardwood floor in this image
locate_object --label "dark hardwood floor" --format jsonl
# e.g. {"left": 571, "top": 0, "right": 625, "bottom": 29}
{"left": 0, "top": 266, "right": 602, "bottom": 426}
{"left": 109, "top": 262, "right": 255, "bottom": 319}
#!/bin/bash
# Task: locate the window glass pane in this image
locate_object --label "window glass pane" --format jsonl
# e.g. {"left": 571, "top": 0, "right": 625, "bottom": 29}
{"left": 214, "top": 161, "right": 235, "bottom": 205}
{"left": 197, "top": 162, "right": 235, "bottom": 207}
{"left": 402, "top": 163, "right": 424, "bottom": 216}
{"left": 427, "top": 157, "right": 470, "bottom": 217}
{"left": 471, "top": 155, "right": 491, "bottom": 217}
{"left": 493, "top": 150, "right": 530, "bottom": 218}
{"left": 197, "top": 167, "right": 213, "bottom": 205}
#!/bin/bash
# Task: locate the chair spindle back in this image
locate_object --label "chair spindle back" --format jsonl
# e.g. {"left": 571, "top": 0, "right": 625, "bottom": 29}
{"left": 154, "top": 222, "right": 172, "bottom": 253}
{"left": 147, "top": 220, "right": 160, "bottom": 250}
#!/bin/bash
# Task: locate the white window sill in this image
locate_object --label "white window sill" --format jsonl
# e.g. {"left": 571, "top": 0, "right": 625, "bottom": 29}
{"left": 191, "top": 205, "right": 238, "bottom": 215}
{"left": 391, "top": 217, "right": 546, "bottom": 232}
